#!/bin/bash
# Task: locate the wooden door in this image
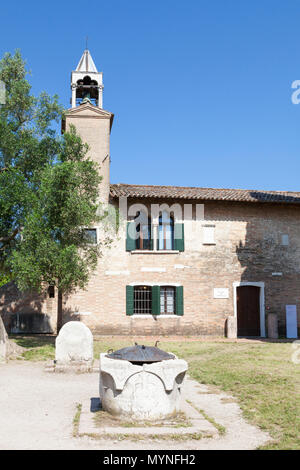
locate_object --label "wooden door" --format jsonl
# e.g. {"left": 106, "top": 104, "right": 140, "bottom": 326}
{"left": 237, "top": 286, "right": 260, "bottom": 336}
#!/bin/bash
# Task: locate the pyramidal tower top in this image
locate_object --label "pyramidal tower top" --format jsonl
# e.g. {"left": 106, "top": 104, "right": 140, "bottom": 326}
{"left": 71, "top": 49, "right": 103, "bottom": 108}
{"left": 76, "top": 49, "right": 98, "bottom": 73}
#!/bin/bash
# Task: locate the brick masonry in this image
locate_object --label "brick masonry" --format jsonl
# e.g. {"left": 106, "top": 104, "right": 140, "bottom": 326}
{"left": 2, "top": 197, "right": 298, "bottom": 336}
{"left": 72, "top": 198, "right": 298, "bottom": 337}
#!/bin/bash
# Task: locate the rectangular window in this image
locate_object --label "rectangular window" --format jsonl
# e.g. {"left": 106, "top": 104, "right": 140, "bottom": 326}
{"left": 84, "top": 228, "right": 97, "bottom": 245}
{"left": 158, "top": 224, "right": 174, "bottom": 250}
{"left": 127, "top": 285, "right": 183, "bottom": 316}
{"left": 127, "top": 215, "right": 184, "bottom": 252}
{"left": 48, "top": 285, "right": 55, "bottom": 298}
{"left": 160, "top": 287, "right": 176, "bottom": 314}
{"left": 134, "top": 286, "right": 152, "bottom": 314}
{"left": 136, "top": 222, "right": 152, "bottom": 250}
{"left": 158, "top": 213, "right": 174, "bottom": 250}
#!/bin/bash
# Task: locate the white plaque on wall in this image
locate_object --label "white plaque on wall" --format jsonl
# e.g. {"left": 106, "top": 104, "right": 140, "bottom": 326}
{"left": 214, "top": 288, "right": 229, "bottom": 299}
{"left": 286, "top": 305, "right": 298, "bottom": 338}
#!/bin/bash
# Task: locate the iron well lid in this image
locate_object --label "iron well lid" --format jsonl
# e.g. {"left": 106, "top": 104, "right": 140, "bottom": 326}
{"left": 106, "top": 344, "right": 175, "bottom": 363}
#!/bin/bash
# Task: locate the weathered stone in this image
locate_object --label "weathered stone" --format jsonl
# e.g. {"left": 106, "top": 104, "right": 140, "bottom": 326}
{"left": 267, "top": 313, "right": 278, "bottom": 339}
{"left": 99, "top": 353, "right": 188, "bottom": 421}
{"left": 226, "top": 316, "right": 237, "bottom": 339}
{"left": 0, "top": 315, "right": 8, "bottom": 361}
{"left": 55, "top": 321, "right": 93, "bottom": 366}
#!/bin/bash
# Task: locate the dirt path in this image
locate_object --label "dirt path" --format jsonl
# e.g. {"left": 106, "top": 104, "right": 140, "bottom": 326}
{"left": 0, "top": 361, "right": 270, "bottom": 450}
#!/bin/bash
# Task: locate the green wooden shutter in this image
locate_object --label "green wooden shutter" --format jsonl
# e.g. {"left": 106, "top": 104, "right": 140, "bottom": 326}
{"left": 174, "top": 224, "right": 184, "bottom": 252}
{"left": 176, "top": 286, "right": 184, "bottom": 316}
{"left": 126, "top": 222, "right": 136, "bottom": 251}
{"left": 151, "top": 285, "right": 161, "bottom": 315}
{"left": 126, "top": 285, "right": 134, "bottom": 315}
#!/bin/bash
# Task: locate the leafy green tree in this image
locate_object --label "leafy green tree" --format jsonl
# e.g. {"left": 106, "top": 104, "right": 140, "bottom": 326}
{"left": 0, "top": 51, "right": 107, "bottom": 331}
{"left": 0, "top": 273, "right": 10, "bottom": 288}
{"left": 0, "top": 50, "right": 63, "bottom": 267}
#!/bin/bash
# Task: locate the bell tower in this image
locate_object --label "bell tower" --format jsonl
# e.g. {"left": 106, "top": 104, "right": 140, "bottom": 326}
{"left": 63, "top": 50, "right": 114, "bottom": 204}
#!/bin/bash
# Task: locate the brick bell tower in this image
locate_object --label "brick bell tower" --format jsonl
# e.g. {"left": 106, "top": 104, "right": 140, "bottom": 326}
{"left": 62, "top": 49, "right": 114, "bottom": 204}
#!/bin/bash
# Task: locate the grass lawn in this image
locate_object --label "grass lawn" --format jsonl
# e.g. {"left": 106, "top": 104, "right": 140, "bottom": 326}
{"left": 10, "top": 335, "right": 300, "bottom": 450}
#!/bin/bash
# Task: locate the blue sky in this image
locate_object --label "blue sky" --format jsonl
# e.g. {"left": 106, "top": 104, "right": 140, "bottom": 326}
{"left": 1, "top": 0, "right": 300, "bottom": 191}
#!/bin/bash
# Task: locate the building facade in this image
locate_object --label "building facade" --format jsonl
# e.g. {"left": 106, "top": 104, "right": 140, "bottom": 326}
{"left": 1, "top": 50, "right": 300, "bottom": 338}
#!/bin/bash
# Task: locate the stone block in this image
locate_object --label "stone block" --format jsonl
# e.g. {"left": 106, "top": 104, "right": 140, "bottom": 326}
{"left": 55, "top": 321, "right": 93, "bottom": 366}
{"left": 267, "top": 313, "right": 278, "bottom": 339}
{"left": 226, "top": 316, "right": 237, "bottom": 339}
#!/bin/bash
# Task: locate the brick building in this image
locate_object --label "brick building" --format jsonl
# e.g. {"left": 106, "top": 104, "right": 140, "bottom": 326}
{"left": 1, "top": 50, "right": 300, "bottom": 338}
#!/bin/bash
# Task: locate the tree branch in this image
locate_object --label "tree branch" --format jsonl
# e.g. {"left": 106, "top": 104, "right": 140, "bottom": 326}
{"left": 0, "top": 228, "right": 19, "bottom": 245}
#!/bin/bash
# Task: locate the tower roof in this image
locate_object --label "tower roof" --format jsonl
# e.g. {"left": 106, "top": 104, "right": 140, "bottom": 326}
{"left": 75, "top": 49, "right": 98, "bottom": 73}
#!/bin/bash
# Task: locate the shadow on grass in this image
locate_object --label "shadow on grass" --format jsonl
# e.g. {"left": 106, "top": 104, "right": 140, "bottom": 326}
{"left": 237, "top": 336, "right": 296, "bottom": 343}
{"left": 9, "top": 334, "right": 56, "bottom": 349}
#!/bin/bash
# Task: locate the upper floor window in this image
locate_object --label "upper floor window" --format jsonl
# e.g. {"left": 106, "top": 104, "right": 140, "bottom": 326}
{"left": 84, "top": 228, "right": 97, "bottom": 245}
{"left": 126, "top": 211, "right": 184, "bottom": 252}
{"left": 158, "top": 212, "right": 174, "bottom": 250}
{"left": 135, "top": 212, "right": 151, "bottom": 250}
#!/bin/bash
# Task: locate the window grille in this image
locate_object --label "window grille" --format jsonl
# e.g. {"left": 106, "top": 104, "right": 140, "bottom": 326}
{"left": 134, "top": 286, "right": 152, "bottom": 314}
{"left": 160, "top": 286, "right": 176, "bottom": 314}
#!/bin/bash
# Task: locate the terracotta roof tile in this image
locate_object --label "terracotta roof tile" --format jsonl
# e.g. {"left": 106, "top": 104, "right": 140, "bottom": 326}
{"left": 110, "top": 183, "right": 300, "bottom": 205}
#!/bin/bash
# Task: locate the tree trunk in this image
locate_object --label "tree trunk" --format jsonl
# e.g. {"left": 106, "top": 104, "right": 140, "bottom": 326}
{"left": 57, "top": 288, "right": 63, "bottom": 333}
{"left": 0, "top": 315, "right": 9, "bottom": 360}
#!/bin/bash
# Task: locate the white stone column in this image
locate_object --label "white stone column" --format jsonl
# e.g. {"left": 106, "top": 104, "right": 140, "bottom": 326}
{"left": 152, "top": 224, "right": 158, "bottom": 251}
{"left": 98, "top": 86, "right": 103, "bottom": 108}
{"left": 71, "top": 85, "right": 76, "bottom": 108}
{"left": 151, "top": 205, "right": 160, "bottom": 251}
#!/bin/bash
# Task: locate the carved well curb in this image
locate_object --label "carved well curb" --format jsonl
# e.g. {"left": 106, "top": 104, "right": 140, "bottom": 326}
{"left": 99, "top": 353, "right": 188, "bottom": 421}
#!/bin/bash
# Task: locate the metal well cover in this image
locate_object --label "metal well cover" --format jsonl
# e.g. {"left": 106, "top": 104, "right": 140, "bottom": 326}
{"left": 106, "top": 344, "right": 175, "bottom": 363}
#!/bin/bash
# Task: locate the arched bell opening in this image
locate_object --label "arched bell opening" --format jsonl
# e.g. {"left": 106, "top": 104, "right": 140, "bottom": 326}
{"left": 75, "top": 75, "right": 99, "bottom": 106}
